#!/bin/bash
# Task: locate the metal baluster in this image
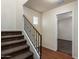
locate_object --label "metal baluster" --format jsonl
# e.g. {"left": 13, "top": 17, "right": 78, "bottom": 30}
{"left": 34, "top": 29, "right": 37, "bottom": 48}
{"left": 40, "top": 35, "right": 42, "bottom": 59}
{"left": 39, "top": 35, "right": 40, "bottom": 54}
{"left": 38, "top": 34, "right": 39, "bottom": 54}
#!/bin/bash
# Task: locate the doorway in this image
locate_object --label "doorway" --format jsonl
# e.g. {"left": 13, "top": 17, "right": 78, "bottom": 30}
{"left": 57, "top": 11, "right": 72, "bottom": 56}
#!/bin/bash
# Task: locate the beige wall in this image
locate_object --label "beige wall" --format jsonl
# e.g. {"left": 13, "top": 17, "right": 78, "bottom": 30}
{"left": 23, "top": 6, "right": 42, "bottom": 33}
{"left": 42, "top": 1, "right": 77, "bottom": 59}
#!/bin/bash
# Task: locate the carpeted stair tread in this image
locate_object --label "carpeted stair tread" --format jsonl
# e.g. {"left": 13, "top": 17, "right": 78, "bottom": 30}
{"left": 2, "top": 45, "right": 28, "bottom": 55}
{"left": 11, "top": 51, "right": 33, "bottom": 59}
{"left": 2, "top": 39, "right": 26, "bottom": 46}
{"left": 1, "top": 35, "right": 24, "bottom": 39}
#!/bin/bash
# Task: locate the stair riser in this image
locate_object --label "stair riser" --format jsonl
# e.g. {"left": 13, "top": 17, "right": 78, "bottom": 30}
{"left": 1, "top": 36, "right": 24, "bottom": 42}
{"left": 1, "top": 57, "right": 10, "bottom": 59}
{"left": 2, "top": 41, "right": 26, "bottom": 50}
{"left": 1, "top": 31, "right": 22, "bottom": 36}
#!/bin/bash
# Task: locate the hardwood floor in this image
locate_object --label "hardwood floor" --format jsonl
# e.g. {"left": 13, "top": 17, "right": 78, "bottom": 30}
{"left": 42, "top": 47, "right": 73, "bottom": 59}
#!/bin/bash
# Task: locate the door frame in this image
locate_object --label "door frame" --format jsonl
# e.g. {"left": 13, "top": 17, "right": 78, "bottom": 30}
{"left": 56, "top": 11, "right": 73, "bottom": 56}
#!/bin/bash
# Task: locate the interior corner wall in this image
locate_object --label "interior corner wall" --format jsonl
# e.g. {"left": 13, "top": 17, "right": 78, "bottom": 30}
{"left": 42, "top": 1, "right": 77, "bottom": 59}
{"left": 16, "top": 0, "right": 28, "bottom": 31}
{"left": 16, "top": 0, "right": 24, "bottom": 31}
{"left": 23, "top": 6, "right": 42, "bottom": 33}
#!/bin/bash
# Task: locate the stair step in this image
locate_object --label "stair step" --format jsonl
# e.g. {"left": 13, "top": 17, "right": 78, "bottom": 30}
{"left": 2, "top": 39, "right": 26, "bottom": 50}
{"left": 2, "top": 41, "right": 27, "bottom": 50}
{"left": 2, "top": 35, "right": 24, "bottom": 39}
{"left": 2, "top": 45, "right": 28, "bottom": 55}
{"left": 1, "top": 31, "right": 22, "bottom": 36}
{"left": 1, "top": 35, "right": 24, "bottom": 42}
{"left": 2, "top": 39, "right": 26, "bottom": 46}
{"left": 11, "top": 51, "right": 33, "bottom": 59}
{"left": 1, "top": 55, "right": 11, "bottom": 59}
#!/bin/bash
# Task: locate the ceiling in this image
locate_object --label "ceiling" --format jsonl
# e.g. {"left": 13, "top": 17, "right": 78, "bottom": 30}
{"left": 24, "top": 0, "right": 75, "bottom": 13}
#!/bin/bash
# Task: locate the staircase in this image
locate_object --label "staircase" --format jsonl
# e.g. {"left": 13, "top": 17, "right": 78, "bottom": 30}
{"left": 1, "top": 31, "right": 33, "bottom": 59}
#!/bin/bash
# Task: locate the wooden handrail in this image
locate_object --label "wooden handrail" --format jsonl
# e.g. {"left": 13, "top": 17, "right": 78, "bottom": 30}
{"left": 23, "top": 15, "right": 41, "bottom": 36}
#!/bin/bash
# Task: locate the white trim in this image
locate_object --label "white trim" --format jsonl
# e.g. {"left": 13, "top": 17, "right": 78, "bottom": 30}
{"left": 74, "top": 56, "right": 78, "bottom": 59}
{"left": 23, "top": 30, "right": 40, "bottom": 59}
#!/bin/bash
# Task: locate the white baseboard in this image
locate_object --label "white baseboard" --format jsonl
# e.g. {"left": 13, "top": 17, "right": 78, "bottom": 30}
{"left": 74, "top": 56, "right": 78, "bottom": 59}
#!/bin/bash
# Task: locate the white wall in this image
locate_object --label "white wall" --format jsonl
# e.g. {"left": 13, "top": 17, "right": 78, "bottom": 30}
{"left": 23, "top": 6, "right": 42, "bottom": 33}
{"left": 1, "top": 0, "right": 17, "bottom": 30}
{"left": 42, "top": 1, "right": 77, "bottom": 59}
{"left": 1, "top": 0, "right": 28, "bottom": 31}
{"left": 58, "top": 17, "right": 72, "bottom": 41}
{"left": 16, "top": 0, "right": 28, "bottom": 30}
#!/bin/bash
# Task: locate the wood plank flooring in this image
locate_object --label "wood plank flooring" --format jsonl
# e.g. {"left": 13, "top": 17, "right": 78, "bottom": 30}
{"left": 42, "top": 47, "right": 73, "bottom": 59}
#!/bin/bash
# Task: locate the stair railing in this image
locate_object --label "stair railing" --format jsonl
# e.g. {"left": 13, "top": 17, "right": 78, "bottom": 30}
{"left": 23, "top": 15, "right": 42, "bottom": 59}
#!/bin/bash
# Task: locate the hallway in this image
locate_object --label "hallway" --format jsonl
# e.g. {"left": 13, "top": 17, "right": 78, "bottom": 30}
{"left": 42, "top": 47, "right": 73, "bottom": 59}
